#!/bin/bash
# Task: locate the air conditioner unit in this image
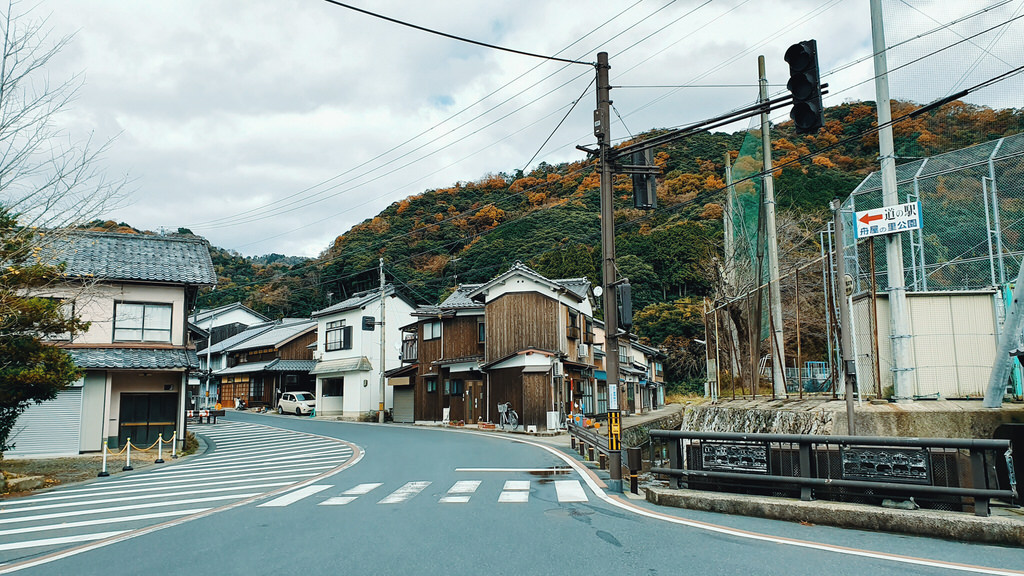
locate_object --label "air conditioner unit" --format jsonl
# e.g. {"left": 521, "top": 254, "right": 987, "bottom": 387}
{"left": 578, "top": 344, "right": 588, "bottom": 358}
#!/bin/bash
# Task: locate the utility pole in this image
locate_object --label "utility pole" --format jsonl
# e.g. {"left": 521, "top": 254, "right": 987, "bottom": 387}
{"left": 378, "top": 257, "right": 387, "bottom": 423}
{"left": 870, "top": 0, "right": 914, "bottom": 402}
{"left": 758, "top": 55, "right": 787, "bottom": 397}
{"left": 595, "top": 52, "right": 623, "bottom": 493}
{"left": 832, "top": 199, "right": 857, "bottom": 433}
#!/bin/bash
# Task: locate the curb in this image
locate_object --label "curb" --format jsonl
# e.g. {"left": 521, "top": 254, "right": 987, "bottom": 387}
{"left": 646, "top": 486, "right": 1024, "bottom": 546}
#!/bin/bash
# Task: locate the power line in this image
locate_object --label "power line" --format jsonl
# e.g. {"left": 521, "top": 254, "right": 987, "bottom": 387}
{"left": 320, "top": 0, "right": 592, "bottom": 66}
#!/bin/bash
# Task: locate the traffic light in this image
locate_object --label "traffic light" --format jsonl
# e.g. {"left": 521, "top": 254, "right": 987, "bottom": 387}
{"left": 784, "top": 39, "right": 824, "bottom": 134}
{"left": 617, "top": 282, "right": 633, "bottom": 331}
{"left": 631, "top": 150, "right": 657, "bottom": 210}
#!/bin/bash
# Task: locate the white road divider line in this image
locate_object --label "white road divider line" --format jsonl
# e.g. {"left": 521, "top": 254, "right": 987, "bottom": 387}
{"left": 379, "top": 482, "right": 430, "bottom": 504}
{"left": 258, "top": 485, "right": 332, "bottom": 507}
{"left": 554, "top": 480, "right": 588, "bottom": 503}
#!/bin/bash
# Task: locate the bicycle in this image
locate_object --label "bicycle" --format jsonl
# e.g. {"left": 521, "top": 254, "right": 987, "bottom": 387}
{"left": 498, "top": 402, "right": 519, "bottom": 430}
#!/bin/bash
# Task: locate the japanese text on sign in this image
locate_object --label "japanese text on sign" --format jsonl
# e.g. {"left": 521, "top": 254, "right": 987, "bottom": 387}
{"left": 854, "top": 201, "right": 922, "bottom": 239}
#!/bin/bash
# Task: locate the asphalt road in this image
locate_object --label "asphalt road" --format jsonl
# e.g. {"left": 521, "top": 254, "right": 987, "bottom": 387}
{"left": 1, "top": 412, "right": 1021, "bottom": 576}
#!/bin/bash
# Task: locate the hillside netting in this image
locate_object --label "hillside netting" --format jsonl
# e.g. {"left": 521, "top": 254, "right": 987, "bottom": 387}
{"left": 841, "top": 132, "right": 1024, "bottom": 294}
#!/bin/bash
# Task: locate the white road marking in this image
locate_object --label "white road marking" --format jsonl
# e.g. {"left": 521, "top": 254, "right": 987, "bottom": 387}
{"left": 498, "top": 491, "right": 529, "bottom": 503}
{"left": 0, "top": 494, "right": 262, "bottom": 526}
{"left": 320, "top": 497, "right": 357, "bottom": 506}
{"left": 344, "top": 483, "right": 383, "bottom": 495}
{"left": 554, "top": 480, "right": 588, "bottom": 503}
{"left": 379, "top": 482, "right": 430, "bottom": 504}
{"left": 455, "top": 468, "right": 571, "bottom": 473}
{"left": 503, "top": 480, "right": 530, "bottom": 491}
{"left": 0, "top": 509, "right": 210, "bottom": 537}
{"left": 0, "top": 531, "right": 127, "bottom": 552}
{"left": 258, "top": 485, "right": 332, "bottom": 507}
{"left": 440, "top": 480, "right": 481, "bottom": 503}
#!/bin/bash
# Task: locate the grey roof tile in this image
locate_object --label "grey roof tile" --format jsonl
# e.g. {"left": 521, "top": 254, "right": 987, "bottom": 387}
{"left": 43, "top": 231, "right": 216, "bottom": 285}
{"left": 67, "top": 348, "right": 198, "bottom": 369}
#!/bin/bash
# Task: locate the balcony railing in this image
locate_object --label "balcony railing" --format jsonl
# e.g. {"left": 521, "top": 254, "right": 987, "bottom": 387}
{"left": 401, "top": 339, "right": 418, "bottom": 362}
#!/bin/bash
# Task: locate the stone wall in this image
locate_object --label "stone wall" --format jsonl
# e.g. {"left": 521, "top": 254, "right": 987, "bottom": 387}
{"left": 622, "top": 408, "right": 685, "bottom": 447}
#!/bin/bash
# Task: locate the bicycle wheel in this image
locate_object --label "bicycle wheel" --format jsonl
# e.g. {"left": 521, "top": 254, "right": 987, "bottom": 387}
{"left": 510, "top": 411, "right": 518, "bottom": 429}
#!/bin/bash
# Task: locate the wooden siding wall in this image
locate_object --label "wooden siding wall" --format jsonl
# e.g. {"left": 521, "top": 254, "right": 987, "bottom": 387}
{"left": 487, "top": 367, "right": 551, "bottom": 429}
{"left": 280, "top": 332, "right": 316, "bottom": 360}
{"left": 484, "top": 293, "right": 558, "bottom": 362}
{"left": 415, "top": 329, "right": 443, "bottom": 421}
{"left": 443, "top": 316, "right": 484, "bottom": 359}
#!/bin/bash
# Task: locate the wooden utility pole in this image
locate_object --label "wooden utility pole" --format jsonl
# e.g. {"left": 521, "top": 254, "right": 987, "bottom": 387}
{"left": 595, "top": 52, "right": 623, "bottom": 492}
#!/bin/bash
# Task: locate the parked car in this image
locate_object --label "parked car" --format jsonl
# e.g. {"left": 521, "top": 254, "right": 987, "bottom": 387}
{"left": 277, "top": 392, "right": 316, "bottom": 415}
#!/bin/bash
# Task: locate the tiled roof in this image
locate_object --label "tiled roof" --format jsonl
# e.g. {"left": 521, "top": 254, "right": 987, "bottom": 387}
{"left": 438, "top": 284, "right": 483, "bottom": 309}
{"left": 313, "top": 285, "right": 402, "bottom": 317}
{"left": 205, "top": 322, "right": 277, "bottom": 354}
{"left": 268, "top": 360, "right": 318, "bottom": 372}
{"left": 467, "top": 262, "right": 587, "bottom": 303}
{"left": 44, "top": 231, "right": 216, "bottom": 285}
{"left": 191, "top": 302, "right": 270, "bottom": 324}
{"left": 234, "top": 319, "right": 316, "bottom": 350}
{"left": 553, "top": 277, "right": 591, "bottom": 300}
{"left": 67, "top": 348, "right": 198, "bottom": 369}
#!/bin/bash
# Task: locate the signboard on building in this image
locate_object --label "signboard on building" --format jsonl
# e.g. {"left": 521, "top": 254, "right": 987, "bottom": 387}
{"left": 854, "top": 201, "right": 922, "bottom": 239}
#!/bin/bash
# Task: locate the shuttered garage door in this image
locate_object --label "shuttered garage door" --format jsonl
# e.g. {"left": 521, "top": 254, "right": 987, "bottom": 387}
{"left": 7, "top": 388, "right": 83, "bottom": 457}
{"left": 393, "top": 386, "right": 414, "bottom": 423}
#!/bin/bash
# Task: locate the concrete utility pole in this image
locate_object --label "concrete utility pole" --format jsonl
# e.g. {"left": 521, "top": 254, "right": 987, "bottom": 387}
{"left": 595, "top": 51, "right": 623, "bottom": 492}
{"left": 723, "top": 152, "right": 736, "bottom": 290}
{"left": 378, "top": 257, "right": 387, "bottom": 423}
{"left": 832, "top": 199, "right": 857, "bottom": 434}
{"left": 870, "top": 0, "right": 914, "bottom": 402}
{"left": 758, "top": 55, "right": 787, "bottom": 397}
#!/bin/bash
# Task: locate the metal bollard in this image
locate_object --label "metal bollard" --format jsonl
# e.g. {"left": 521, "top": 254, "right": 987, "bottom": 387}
{"left": 122, "top": 438, "right": 134, "bottom": 471}
{"left": 599, "top": 453, "right": 607, "bottom": 470}
{"left": 571, "top": 435, "right": 576, "bottom": 450}
{"left": 155, "top": 433, "right": 165, "bottom": 464}
{"left": 171, "top": 431, "right": 178, "bottom": 459}
{"left": 98, "top": 439, "right": 110, "bottom": 477}
{"left": 587, "top": 444, "right": 594, "bottom": 462}
{"left": 627, "top": 447, "right": 642, "bottom": 494}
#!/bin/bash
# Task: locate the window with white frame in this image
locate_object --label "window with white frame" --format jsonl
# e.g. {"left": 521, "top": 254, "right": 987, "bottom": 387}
{"left": 114, "top": 302, "right": 172, "bottom": 342}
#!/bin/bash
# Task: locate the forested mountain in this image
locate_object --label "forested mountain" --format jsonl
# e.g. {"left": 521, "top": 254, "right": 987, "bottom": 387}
{"left": 97, "top": 100, "right": 1024, "bottom": 389}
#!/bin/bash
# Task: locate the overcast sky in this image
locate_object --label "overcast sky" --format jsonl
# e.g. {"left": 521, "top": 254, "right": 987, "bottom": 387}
{"left": 36, "top": 0, "right": 1023, "bottom": 257}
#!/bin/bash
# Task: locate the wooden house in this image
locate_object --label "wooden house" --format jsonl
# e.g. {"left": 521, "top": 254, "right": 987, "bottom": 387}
{"left": 216, "top": 319, "right": 317, "bottom": 409}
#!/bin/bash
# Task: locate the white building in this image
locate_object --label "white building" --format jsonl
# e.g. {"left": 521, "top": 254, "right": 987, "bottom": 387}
{"left": 310, "top": 285, "right": 416, "bottom": 418}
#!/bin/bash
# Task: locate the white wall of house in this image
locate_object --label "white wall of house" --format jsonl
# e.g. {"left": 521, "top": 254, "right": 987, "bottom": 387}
{"left": 67, "top": 283, "right": 187, "bottom": 346}
{"left": 199, "top": 307, "right": 266, "bottom": 328}
{"left": 315, "top": 293, "right": 415, "bottom": 417}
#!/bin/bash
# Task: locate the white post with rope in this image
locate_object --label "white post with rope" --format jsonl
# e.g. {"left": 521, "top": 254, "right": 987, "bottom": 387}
{"left": 155, "top": 433, "right": 165, "bottom": 464}
{"left": 98, "top": 439, "right": 110, "bottom": 477}
{"left": 171, "top": 431, "right": 178, "bottom": 459}
{"left": 122, "top": 438, "right": 134, "bottom": 471}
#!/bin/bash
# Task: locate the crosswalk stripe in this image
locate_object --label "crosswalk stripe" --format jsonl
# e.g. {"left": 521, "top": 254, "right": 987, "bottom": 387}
{"left": 0, "top": 494, "right": 262, "bottom": 526}
{"left": 344, "top": 483, "right": 383, "bottom": 495}
{"left": 0, "top": 509, "right": 210, "bottom": 538}
{"left": 0, "top": 531, "right": 128, "bottom": 552}
{"left": 554, "top": 480, "right": 588, "bottom": 502}
{"left": 503, "top": 480, "right": 530, "bottom": 491}
{"left": 379, "top": 482, "right": 430, "bottom": 504}
{"left": 498, "top": 491, "right": 529, "bottom": 503}
{"left": 321, "top": 496, "right": 357, "bottom": 506}
{"left": 258, "top": 485, "right": 332, "bottom": 507}
{"left": 440, "top": 480, "right": 481, "bottom": 503}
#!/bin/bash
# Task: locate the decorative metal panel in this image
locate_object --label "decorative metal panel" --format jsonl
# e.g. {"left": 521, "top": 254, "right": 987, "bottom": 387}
{"left": 840, "top": 446, "right": 931, "bottom": 484}
{"left": 700, "top": 441, "right": 769, "bottom": 474}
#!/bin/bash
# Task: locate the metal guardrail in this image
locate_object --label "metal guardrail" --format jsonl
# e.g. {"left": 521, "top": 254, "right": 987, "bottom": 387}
{"left": 567, "top": 422, "right": 610, "bottom": 467}
{"left": 650, "top": 430, "right": 1017, "bottom": 517}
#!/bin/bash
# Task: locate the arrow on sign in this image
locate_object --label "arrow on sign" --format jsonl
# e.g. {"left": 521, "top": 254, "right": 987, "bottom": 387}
{"left": 859, "top": 213, "right": 884, "bottom": 225}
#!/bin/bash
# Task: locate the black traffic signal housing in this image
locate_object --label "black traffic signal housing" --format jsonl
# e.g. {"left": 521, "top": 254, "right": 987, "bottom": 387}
{"left": 617, "top": 282, "right": 633, "bottom": 331}
{"left": 362, "top": 316, "right": 376, "bottom": 331}
{"left": 631, "top": 150, "right": 657, "bottom": 210}
{"left": 784, "top": 39, "right": 824, "bottom": 134}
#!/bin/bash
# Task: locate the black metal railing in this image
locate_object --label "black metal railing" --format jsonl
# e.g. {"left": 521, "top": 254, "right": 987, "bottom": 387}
{"left": 650, "top": 430, "right": 1016, "bottom": 517}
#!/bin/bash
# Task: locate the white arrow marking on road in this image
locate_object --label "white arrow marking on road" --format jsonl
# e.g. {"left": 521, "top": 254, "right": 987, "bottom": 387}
{"left": 553, "top": 480, "right": 588, "bottom": 503}
{"left": 258, "top": 485, "right": 332, "bottom": 507}
{"left": 379, "top": 482, "right": 430, "bottom": 504}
